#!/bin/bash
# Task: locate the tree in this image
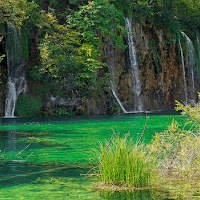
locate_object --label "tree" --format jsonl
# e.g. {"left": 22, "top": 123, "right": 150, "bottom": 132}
{"left": 35, "top": 0, "right": 125, "bottom": 97}
{"left": 67, "top": 0, "right": 125, "bottom": 48}
{"left": 0, "top": 0, "right": 39, "bottom": 27}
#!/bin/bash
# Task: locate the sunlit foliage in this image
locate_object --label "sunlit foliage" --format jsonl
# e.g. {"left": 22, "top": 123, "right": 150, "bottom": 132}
{"left": 0, "top": 0, "right": 39, "bottom": 27}
{"left": 149, "top": 120, "right": 200, "bottom": 177}
{"left": 36, "top": 0, "right": 125, "bottom": 96}
{"left": 148, "top": 96, "right": 200, "bottom": 178}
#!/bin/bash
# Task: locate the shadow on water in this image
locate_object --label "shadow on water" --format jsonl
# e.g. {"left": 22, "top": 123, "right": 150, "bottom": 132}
{"left": 0, "top": 110, "right": 180, "bottom": 125}
{"left": 0, "top": 162, "right": 89, "bottom": 188}
{"left": 100, "top": 189, "right": 175, "bottom": 200}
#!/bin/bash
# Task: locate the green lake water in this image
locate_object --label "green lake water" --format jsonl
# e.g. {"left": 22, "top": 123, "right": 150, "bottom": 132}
{"left": 0, "top": 114, "right": 199, "bottom": 199}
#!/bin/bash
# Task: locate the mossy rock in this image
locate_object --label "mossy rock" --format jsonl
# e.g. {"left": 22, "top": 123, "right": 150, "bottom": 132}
{"left": 0, "top": 23, "right": 6, "bottom": 36}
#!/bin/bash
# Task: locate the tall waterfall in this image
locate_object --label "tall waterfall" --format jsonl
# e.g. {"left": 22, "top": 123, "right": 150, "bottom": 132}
{"left": 197, "top": 33, "right": 200, "bottom": 62}
{"left": 108, "top": 42, "right": 128, "bottom": 113}
{"left": 181, "top": 32, "right": 196, "bottom": 100}
{"left": 5, "top": 23, "right": 28, "bottom": 117}
{"left": 126, "top": 18, "right": 143, "bottom": 111}
{"left": 178, "top": 38, "right": 188, "bottom": 103}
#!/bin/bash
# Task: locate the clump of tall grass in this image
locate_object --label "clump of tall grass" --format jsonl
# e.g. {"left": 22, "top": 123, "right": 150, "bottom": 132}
{"left": 96, "top": 133, "right": 156, "bottom": 188}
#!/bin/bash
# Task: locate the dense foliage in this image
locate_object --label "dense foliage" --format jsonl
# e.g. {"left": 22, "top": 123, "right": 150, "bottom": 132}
{"left": 1, "top": 0, "right": 200, "bottom": 114}
{"left": 0, "top": 0, "right": 42, "bottom": 28}
{"left": 16, "top": 94, "right": 42, "bottom": 116}
{"left": 149, "top": 97, "right": 200, "bottom": 178}
{"left": 149, "top": 119, "right": 200, "bottom": 177}
{"left": 35, "top": 0, "right": 125, "bottom": 98}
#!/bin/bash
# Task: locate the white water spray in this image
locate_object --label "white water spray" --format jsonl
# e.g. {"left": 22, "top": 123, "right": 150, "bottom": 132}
{"left": 5, "top": 24, "right": 28, "bottom": 117}
{"left": 181, "top": 32, "right": 196, "bottom": 100}
{"left": 197, "top": 33, "right": 200, "bottom": 63}
{"left": 126, "top": 18, "right": 143, "bottom": 111}
{"left": 178, "top": 38, "right": 188, "bottom": 103}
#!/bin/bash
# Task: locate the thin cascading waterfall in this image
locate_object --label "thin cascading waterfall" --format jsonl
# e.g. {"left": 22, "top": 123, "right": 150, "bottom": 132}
{"left": 5, "top": 23, "right": 28, "bottom": 117}
{"left": 197, "top": 32, "right": 200, "bottom": 63}
{"left": 181, "top": 32, "right": 196, "bottom": 101}
{"left": 125, "top": 18, "right": 143, "bottom": 111}
{"left": 178, "top": 38, "right": 188, "bottom": 103}
{"left": 108, "top": 42, "right": 128, "bottom": 113}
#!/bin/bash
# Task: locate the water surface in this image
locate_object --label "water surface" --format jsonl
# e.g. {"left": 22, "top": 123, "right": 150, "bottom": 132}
{"left": 0, "top": 114, "right": 199, "bottom": 199}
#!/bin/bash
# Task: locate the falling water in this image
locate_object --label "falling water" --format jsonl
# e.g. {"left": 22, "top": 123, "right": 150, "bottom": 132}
{"left": 5, "top": 23, "right": 28, "bottom": 117}
{"left": 178, "top": 38, "right": 188, "bottom": 103}
{"left": 181, "top": 32, "right": 196, "bottom": 100}
{"left": 126, "top": 18, "right": 143, "bottom": 111}
{"left": 197, "top": 33, "right": 200, "bottom": 62}
{"left": 108, "top": 42, "right": 128, "bottom": 113}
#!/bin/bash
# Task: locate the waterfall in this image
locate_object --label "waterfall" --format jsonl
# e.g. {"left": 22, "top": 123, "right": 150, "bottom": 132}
{"left": 108, "top": 42, "right": 128, "bottom": 113}
{"left": 125, "top": 18, "right": 143, "bottom": 111}
{"left": 5, "top": 23, "right": 28, "bottom": 117}
{"left": 197, "top": 33, "right": 200, "bottom": 63}
{"left": 178, "top": 38, "right": 188, "bottom": 103}
{"left": 181, "top": 32, "right": 196, "bottom": 100}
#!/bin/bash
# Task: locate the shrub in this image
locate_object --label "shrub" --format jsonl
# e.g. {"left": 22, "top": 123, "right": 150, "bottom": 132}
{"left": 96, "top": 133, "right": 156, "bottom": 188}
{"left": 148, "top": 120, "right": 200, "bottom": 177}
{"left": 56, "top": 108, "right": 69, "bottom": 116}
{"left": 148, "top": 96, "right": 200, "bottom": 178}
{"left": 175, "top": 94, "right": 200, "bottom": 123}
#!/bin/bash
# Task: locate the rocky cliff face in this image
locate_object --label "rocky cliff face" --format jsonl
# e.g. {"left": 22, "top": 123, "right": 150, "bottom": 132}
{"left": 103, "top": 19, "right": 200, "bottom": 112}
{"left": 0, "top": 25, "right": 6, "bottom": 116}
{"left": 0, "top": 67, "right": 5, "bottom": 116}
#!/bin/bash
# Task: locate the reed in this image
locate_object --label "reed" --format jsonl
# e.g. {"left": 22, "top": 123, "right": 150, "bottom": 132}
{"left": 96, "top": 133, "right": 156, "bottom": 188}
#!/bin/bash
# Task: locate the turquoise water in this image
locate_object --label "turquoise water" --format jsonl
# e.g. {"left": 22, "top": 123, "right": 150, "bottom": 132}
{"left": 0, "top": 114, "right": 199, "bottom": 199}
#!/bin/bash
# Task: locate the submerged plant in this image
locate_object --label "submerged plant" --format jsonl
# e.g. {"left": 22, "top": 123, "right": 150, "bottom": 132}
{"left": 96, "top": 133, "right": 156, "bottom": 188}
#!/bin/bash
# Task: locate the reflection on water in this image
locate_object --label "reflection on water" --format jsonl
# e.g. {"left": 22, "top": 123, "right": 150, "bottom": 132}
{"left": 7, "top": 131, "right": 17, "bottom": 151}
{"left": 100, "top": 189, "right": 173, "bottom": 200}
{"left": 0, "top": 162, "right": 89, "bottom": 188}
{"left": 0, "top": 110, "right": 180, "bottom": 126}
{"left": 0, "top": 161, "right": 176, "bottom": 200}
{"left": 0, "top": 131, "right": 18, "bottom": 151}
{"left": 0, "top": 114, "right": 199, "bottom": 199}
